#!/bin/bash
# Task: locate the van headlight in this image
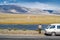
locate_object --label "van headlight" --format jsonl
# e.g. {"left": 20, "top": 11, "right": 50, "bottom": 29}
{"left": 45, "top": 29, "right": 48, "bottom": 33}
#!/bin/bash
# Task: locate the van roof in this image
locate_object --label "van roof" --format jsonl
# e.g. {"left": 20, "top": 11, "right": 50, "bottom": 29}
{"left": 51, "top": 24, "right": 60, "bottom": 25}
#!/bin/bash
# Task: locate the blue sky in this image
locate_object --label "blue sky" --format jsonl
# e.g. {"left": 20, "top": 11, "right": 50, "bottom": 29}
{"left": 0, "top": 0, "right": 60, "bottom": 10}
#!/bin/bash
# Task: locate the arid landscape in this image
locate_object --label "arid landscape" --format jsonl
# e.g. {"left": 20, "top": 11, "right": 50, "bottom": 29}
{"left": 0, "top": 13, "right": 60, "bottom": 24}
{"left": 0, "top": 29, "right": 44, "bottom": 36}
{"left": 0, "top": 12, "right": 60, "bottom": 35}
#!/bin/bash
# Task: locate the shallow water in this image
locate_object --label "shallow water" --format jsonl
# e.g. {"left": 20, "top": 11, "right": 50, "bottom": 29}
{"left": 0, "top": 24, "right": 48, "bottom": 30}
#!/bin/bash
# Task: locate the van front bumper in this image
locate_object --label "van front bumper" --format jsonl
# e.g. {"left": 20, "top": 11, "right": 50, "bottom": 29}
{"left": 44, "top": 31, "right": 51, "bottom": 35}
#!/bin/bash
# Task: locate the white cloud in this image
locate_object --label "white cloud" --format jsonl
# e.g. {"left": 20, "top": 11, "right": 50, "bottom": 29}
{"left": 0, "top": 2, "right": 60, "bottom": 10}
{"left": 4, "top": 1, "right": 7, "bottom": 4}
{"left": 18, "top": 2, "right": 60, "bottom": 10}
{"left": 0, "top": 1, "right": 8, "bottom": 5}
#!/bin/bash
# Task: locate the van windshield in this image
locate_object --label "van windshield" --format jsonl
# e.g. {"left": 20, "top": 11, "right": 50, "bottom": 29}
{"left": 49, "top": 25, "right": 55, "bottom": 29}
{"left": 46, "top": 25, "right": 51, "bottom": 29}
{"left": 47, "top": 25, "right": 55, "bottom": 29}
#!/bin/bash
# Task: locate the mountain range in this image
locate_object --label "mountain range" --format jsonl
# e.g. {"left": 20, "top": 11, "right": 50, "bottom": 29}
{"left": 0, "top": 5, "right": 60, "bottom": 15}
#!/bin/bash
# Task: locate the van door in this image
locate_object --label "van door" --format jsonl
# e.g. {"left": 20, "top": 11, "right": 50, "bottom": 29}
{"left": 56, "top": 25, "right": 60, "bottom": 35}
{"left": 48, "top": 25, "right": 55, "bottom": 33}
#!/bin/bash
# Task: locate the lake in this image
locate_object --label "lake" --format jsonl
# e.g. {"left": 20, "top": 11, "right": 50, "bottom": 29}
{"left": 0, "top": 24, "right": 48, "bottom": 30}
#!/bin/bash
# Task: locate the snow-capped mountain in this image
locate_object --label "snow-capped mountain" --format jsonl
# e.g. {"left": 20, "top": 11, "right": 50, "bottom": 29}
{"left": 52, "top": 10, "right": 60, "bottom": 14}
{"left": 0, "top": 5, "right": 28, "bottom": 13}
{"left": 0, "top": 5, "right": 60, "bottom": 15}
{"left": 0, "top": 5, "right": 48, "bottom": 14}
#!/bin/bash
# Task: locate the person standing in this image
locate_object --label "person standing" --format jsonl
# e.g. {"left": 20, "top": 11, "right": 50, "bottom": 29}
{"left": 38, "top": 24, "right": 42, "bottom": 34}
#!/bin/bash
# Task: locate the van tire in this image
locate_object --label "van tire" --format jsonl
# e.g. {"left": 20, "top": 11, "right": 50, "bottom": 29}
{"left": 51, "top": 32, "right": 56, "bottom": 36}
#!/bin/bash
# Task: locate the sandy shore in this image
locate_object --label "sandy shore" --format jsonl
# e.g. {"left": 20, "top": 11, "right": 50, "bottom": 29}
{"left": 0, "top": 29, "right": 44, "bottom": 36}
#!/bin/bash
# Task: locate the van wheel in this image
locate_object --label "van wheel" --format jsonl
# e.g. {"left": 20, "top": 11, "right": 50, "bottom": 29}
{"left": 51, "top": 32, "right": 56, "bottom": 36}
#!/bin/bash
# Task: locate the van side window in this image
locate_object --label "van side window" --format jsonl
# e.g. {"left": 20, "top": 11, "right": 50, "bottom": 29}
{"left": 50, "top": 25, "right": 55, "bottom": 29}
{"left": 57, "top": 25, "right": 60, "bottom": 29}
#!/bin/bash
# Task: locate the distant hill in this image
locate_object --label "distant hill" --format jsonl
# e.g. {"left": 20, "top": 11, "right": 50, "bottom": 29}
{"left": 43, "top": 10, "right": 60, "bottom": 14}
{"left": 0, "top": 5, "right": 28, "bottom": 13}
{"left": 43, "top": 10, "right": 53, "bottom": 13}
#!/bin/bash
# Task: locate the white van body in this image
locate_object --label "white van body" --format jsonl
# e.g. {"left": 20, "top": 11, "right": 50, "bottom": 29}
{"left": 45, "top": 24, "right": 60, "bottom": 36}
